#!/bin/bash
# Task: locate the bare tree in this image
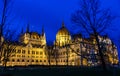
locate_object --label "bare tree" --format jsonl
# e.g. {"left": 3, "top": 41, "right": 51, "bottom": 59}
{"left": 71, "top": 0, "right": 114, "bottom": 70}
{"left": 0, "top": 0, "right": 14, "bottom": 37}
{"left": 0, "top": 30, "right": 17, "bottom": 69}
{"left": 46, "top": 46, "right": 53, "bottom": 65}
{"left": 51, "top": 46, "right": 59, "bottom": 65}
{"left": 0, "top": 0, "right": 14, "bottom": 65}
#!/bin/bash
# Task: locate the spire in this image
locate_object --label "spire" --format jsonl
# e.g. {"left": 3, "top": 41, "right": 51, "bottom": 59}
{"left": 26, "top": 23, "right": 30, "bottom": 33}
{"left": 42, "top": 25, "right": 44, "bottom": 35}
{"left": 21, "top": 27, "right": 24, "bottom": 34}
{"left": 62, "top": 21, "right": 65, "bottom": 27}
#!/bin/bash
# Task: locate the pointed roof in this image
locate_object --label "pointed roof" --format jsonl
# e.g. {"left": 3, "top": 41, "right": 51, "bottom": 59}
{"left": 62, "top": 21, "right": 65, "bottom": 27}
{"left": 21, "top": 27, "right": 24, "bottom": 34}
{"left": 41, "top": 25, "right": 45, "bottom": 36}
{"left": 57, "top": 21, "right": 70, "bottom": 35}
{"left": 26, "top": 23, "right": 30, "bottom": 33}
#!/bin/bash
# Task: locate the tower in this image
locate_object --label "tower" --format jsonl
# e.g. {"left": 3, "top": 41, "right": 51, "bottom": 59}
{"left": 41, "top": 25, "right": 46, "bottom": 46}
{"left": 26, "top": 23, "right": 30, "bottom": 33}
{"left": 23, "top": 23, "right": 30, "bottom": 44}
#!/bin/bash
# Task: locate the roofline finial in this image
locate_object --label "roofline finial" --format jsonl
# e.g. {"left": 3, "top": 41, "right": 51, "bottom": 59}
{"left": 26, "top": 23, "right": 30, "bottom": 33}
{"left": 62, "top": 20, "right": 65, "bottom": 27}
{"left": 42, "top": 25, "right": 45, "bottom": 35}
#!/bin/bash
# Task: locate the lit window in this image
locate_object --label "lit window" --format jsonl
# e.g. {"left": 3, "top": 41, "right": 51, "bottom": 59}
{"left": 12, "top": 59, "right": 15, "bottom": 62}
{"left": 17, "top": 55, "right": 20, "bottom": 57}
{"left": 28, "top": 50, "right": 30, "bottom": 54}
{"left": 36, "top": 60, "right": 38, "bottom": 62}
{"left": 40, "top": 56, "right": 42, "bottom": 58}
{"left": 22, "top": 55, "right": 25, "bottom": 57}
{"left": 22, "top": 50, "right": 25, "bottom": 54}
{"left": 32, "top": 51, "right": 35, "bottom": 54}
{"left": 12, "top": 55, "right": 16, "bottom": 57}
{"left": 17, "top": 50, "right": 21, "bottom": 53}
{"left": 32, "top": 60, "right": 34, "bottom": 62}
{"left": 17, "top": 59, "right": 20, "bottom": 62}
{"left": 40, "top": 52, "right": 43, "bottom": 55}
{"left": 22, "top": 59, "right": 24, "bottom": 62}
{"left": 32, "top": 56, "right": 35, "bottom": 58}
{"left": 36, "top": 56, "right": 38, "bottom": 58}
{"left": 40, "top": 60, "right": 42, "bottom": 62}
{"left": 36, "top": 51, "right": 39, "bottom": 54}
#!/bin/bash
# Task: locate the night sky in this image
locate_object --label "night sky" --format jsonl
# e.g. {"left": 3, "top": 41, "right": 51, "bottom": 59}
{"left": 0, "top": 0, "right": 120, "bottom": 56}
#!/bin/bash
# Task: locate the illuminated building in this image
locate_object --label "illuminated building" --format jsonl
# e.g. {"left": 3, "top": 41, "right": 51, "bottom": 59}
{"left": 0, "top": 22, "right": 119, "bottom": 66}
{"left": 1, "top": 24, "right": 48, "bottom": 66}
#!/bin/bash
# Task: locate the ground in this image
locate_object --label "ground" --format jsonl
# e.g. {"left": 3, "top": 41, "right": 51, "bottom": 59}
{"left": 0, "top": 66, "right": 120, "bottom": 76}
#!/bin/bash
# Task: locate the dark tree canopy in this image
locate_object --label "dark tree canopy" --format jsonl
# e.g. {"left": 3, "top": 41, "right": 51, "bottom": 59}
{"left": 72, "top": 0, "right": 114, "bottom": 36}
{"left": 71, "top": 0, "right": 115, "bottom": 70}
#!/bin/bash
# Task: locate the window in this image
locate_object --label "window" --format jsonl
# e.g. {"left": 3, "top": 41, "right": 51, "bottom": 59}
{"left": 32, "top": 60, "right": 34, "bottom": 62}
{"left": 44, "top": 60, "right": 46, "bottom": 62}
{"left": 32, "top": 51, "right": 35, "bottom": 54}
{"left": 32, "top": 56, "right": 35, "bottom": 58}
{"left": 17, "top": 55, "right": 21, "bottom": 57}
{"left": 27, "top": 60, "right": 29, "bottom": 62}
{"left": 40, "top": 56, "right": 42, "bottom": 58}
{"left": 17, "top": 50, "right": 21, "bottom": 53}
{"left": 36, "top": 51, "right": 39, "bottom": 54}
{"left": 36, "top": 60, "right": 38, "bottom": 62}
{"left": 36, "top": 56, "right": 38, "bottom": 58}
{"left": 17, "top": 59, "right": 20, "bottom": 62}
{"left": 12, "top": 55, "right": 16, "bottom": 57}
{"left": 40, "top": 60, "right": 42, "bottom": 62}
{"left": 40, "top": 52, "right": 43, "bottom": 55}
{"left": 22, "top": 55, "right": 25, "bottom": 57}
{"left": 28, "top": 50, "right": 30, "bottom": 54}
{"left": 22, "top": 50, "right": 25, "bottom": 54}
{"left": 12, "top": 59, "right": 15, "bottom": 62}
{"left": 51, "top": 60, "right": 53, "bottom": 62}
{"left": 22, "top": 59, "right": 24, "bottom": 62}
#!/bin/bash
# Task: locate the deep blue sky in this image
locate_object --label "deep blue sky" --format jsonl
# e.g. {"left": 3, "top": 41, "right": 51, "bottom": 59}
{"left": 0, "top": 0, "right": 120, "bottom": 45}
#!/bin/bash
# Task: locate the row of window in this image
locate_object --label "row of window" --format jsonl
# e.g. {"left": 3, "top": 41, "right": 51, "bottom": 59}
{"left": 11, "top": 59, "right": 47, "bottom": 62}
{"left": 17, "top": 50, "right": 45, "bottom": 55}
{"left": 14, "top": 55, "right": 46, "bottom": 58}
{"left": 10, "top": 59, "right": 75, "bottom": 63}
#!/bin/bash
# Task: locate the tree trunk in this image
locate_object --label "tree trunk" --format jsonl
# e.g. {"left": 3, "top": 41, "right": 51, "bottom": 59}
{"left": 95, "top": 34, "right": 106, "bottom": 70}
{"left": 55, "top": 59, "right": 58, "bottom": 65}
{"left": 66, "top": 46, "right": 69, "bottom": 66}
{"left": 48, "top": 50, "right": 51, "bottom": 65}
{"left": 80, "top": 43, "right": 83, "bottom": 66}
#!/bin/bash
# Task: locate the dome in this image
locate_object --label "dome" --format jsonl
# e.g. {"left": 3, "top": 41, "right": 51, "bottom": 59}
{"left": 55, "top": 22, "right": 71, "bottom": 46}
{"left": 57, "top": 22, "right": 70, "bottom": 36}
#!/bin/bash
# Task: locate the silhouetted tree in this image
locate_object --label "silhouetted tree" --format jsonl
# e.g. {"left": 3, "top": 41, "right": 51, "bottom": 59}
{"left": 0, "top": 0, "right": 14, "bottom": 65}
{"left": 65, "top": 44, "right": 69, "bottom": 66}
{"left": 72, "top": 0, "right": 114, "bottom": 70}
{"left": 52, "top": 47, "right": 59, "bottom": 65}
{"left": 0, "top": 30, "right": 17, "bottom": 69}
{"left": 46, "top": 46, "right": 53, "bottom": 65}
{"left": 0, "top": 0, "right": 14, "bottom": 38}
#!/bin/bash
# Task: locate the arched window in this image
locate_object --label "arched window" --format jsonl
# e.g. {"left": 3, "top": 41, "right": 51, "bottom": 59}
{"left": 12, "top": 59, "right": 15, "bottom": 62}
{"left": 32, "top": 60, "right": 34, "bottom": 62}
{"left": 36, "top": 60, "right": 38, "bottom": 62}
{"left": 17, "top": 59, "right": 20, "bottom": 62}
{"left": 22, "top": 59, "right": 24, "bottom": 62}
